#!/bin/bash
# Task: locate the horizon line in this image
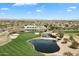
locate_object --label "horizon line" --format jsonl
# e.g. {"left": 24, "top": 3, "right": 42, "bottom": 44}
{"left": 0, "top": 18, "right": 79, "bottom": 21}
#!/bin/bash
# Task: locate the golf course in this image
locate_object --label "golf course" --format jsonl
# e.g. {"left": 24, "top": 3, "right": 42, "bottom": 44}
{"left": 0, "top": 32, "right": 44, "bottom": 56}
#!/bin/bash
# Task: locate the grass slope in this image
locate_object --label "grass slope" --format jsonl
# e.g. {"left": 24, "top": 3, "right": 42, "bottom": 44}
{"left": 0, "top": 32, "right": 43, "bottom": 56}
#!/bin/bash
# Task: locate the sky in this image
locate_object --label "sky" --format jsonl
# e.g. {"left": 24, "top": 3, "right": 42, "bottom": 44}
{"left": 0, "top": 3, "right": 79, "bottom": 20}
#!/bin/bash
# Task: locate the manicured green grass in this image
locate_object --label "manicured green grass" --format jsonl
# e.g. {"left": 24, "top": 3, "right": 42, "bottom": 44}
{"left": 64, "top": 30, "right": 79, "bottom": 33}
{"left": 0, "top": 32, "right": 44, "bottom": 56}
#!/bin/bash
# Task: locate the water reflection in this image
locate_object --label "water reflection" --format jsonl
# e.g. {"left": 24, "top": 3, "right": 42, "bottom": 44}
{"left": 30, "top": 39, "right": 60, "bottom": 53}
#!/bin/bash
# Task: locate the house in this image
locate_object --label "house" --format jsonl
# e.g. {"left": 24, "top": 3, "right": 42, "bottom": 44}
{"left": 24, "top": 24, "right": 47, "bottom": 32}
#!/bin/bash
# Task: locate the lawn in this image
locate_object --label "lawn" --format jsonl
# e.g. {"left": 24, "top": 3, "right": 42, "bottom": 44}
{"left": 0, "top": 32, "right": 44, "bottom": 56}
{"left": 64, "top": 30, "right": 79, "bottom": 33}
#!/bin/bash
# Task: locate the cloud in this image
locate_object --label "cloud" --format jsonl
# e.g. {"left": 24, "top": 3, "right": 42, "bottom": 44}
{"left": 13, "top": 3, "right": 37, "bottom": 6}
{"left": 66, "top": 6, "right": 77, "bottom": 12}
{"left": 36, "top": 9, "right": 41, "bottom": 12}
{"left": 69, "top": 6, "right": 77, "bottom": 9}
{"left": 66, "top": 9, "right": 72, "bottom": 12}
{"left": 0, "top": 8, "right": 9, "bottom": 11}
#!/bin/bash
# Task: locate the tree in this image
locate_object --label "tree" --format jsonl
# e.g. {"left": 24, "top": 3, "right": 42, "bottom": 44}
{"left": 49, "top": 24, "right": 53, "bottom": 30}
{"left": 44, "top": 24, "right": 48, "bottom": 28}
{"left": 65, "top": 23, "right": 69, "bottom": 27}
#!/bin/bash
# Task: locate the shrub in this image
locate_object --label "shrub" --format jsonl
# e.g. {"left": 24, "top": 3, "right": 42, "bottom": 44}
{"left": 48, "top": 34, "right": 57, "bottom": 38}
{"left": 69, "top": 41, "right": 79, "bottom": 49}
{"left": 69, "top": 35, "right": 79, "bottom": 49}
{"left": 63, "top": 52, "right": 73, "bottom": 56}
{"left": 61, "top": 38, "right": 68, "bottom": 44}
{"left": 69, "top": 35, "right": 75, "bottom": 42}
{"left": 57, "top": 31, "right": 64, "bottom": 38}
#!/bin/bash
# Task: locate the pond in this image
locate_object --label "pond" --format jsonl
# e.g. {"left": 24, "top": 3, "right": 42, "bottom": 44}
{"left": 30, "top": 39, "right": 60, "bottom": 53}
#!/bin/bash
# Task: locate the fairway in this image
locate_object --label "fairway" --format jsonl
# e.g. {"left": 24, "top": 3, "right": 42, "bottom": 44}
{"left": 0, "top": 32, "right": 43, "bottom": 56}
{"left": 64, "top": 30, "right": 79, "bottom": 33}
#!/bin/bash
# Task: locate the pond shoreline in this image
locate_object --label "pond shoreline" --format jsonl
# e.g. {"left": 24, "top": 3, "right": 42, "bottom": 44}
{"left": 27, "top": 37, "right": 46, "bottom": 55}
{"left": 27, "top": 37, "right": 60, "bottom": 55}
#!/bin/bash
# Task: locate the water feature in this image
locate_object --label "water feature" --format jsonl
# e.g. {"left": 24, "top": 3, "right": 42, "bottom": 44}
{"left": 30, "top": 39, "right": 60, "bottom": 53}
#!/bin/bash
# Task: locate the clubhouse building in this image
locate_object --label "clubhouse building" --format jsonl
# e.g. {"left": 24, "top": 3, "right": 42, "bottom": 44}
{"left": 24, "top": 24, "right": 47, "bottom": 32}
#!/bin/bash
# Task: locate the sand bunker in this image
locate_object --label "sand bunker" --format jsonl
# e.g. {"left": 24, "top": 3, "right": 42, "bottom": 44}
{"left": 0, "top": 31, "right": 11, "bottom": 46}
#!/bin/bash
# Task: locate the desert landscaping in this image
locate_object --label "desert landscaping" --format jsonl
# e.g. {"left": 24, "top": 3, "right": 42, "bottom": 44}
{"left": 45, "top": 33, "right": 79, "bottom": 56}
